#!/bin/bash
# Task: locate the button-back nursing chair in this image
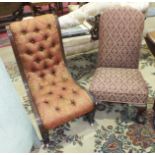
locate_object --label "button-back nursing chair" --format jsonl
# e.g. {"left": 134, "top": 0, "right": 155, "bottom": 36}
{"left": 89, "top": 7, "right": 148, "bottom": 123}
{"left": 7, "top": 14, "right": 94, "bottom": 145}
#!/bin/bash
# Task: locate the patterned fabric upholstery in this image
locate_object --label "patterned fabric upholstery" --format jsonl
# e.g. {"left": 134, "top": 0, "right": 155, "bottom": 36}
{"left": 9, "top": 14, "right": 94, "bottom": 129}
{"left": 98, "top": 7, "right": 144, "bottom": 68}
{"left": 90, "top": 7, "right": 148, "bottom": 106}
{"left": 90, "top": 68, "right": 148, "bottom": 105}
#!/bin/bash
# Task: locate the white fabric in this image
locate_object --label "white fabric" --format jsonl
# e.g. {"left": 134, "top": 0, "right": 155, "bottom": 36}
{"left": 0, "top": 58, "right": 39, "bottom": 152}
{"left": 59, "top": 2, "right": 149, "bottom": 29}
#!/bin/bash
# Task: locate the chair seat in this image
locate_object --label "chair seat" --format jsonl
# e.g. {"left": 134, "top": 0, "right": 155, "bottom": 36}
{"left": 28, "top": 62, "right": 94, "bottom": 129}
{"left": 89, "top": 67, "right": 148, "bottom": 105}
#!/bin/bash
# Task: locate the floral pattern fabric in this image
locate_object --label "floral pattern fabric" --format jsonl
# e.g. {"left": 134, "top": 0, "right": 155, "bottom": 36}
{"left": 0, "top": 44, "right": 155, "bottom": 153}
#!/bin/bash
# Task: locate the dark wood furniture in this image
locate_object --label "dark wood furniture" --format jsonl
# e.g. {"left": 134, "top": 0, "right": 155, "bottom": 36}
{"left": 89, "top": 15, "right": 100, "bottom": 40}
{"left": 0, "top": 2, "right": 24, "bottom": 32}
{"left": 145, "top": 31, "right": 155, "bottom": 57}
{"left": 0, "top": 2, "right": 87, "bottom": 32}
{"left": 28, "top": 2, "right": 62, "bottom": 16}
{"left": 7, "top": 14, "right": 95, "bottom": 146}
{"left": 145, "top": 31, "right": 155, "bottom": 129}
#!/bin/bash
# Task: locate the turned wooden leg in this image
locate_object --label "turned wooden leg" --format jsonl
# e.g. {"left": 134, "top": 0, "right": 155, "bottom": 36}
{"left": 153, "top": 100, "right": 155, "bottom": 129}
{"left": 43, "top": 131, "right": 49, "bottom": 146}
{"left": 135, "top": 106, "right": 147, "bottom": 124}
{"left": 83, "top": 108, "right": 96, "bottom": 126}
{"left": 40, "top": 128, "right": 49, "bottom": 147}
{"left": 87, "top": 109, "right": 96, "bottom": 126}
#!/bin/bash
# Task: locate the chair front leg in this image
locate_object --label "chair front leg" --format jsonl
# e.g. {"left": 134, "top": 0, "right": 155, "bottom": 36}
{"left": 40, "top": 127, "right": 49, "bottom": 147}
{"left": 135, "top": 106, "right": 147, "bottom": 124}
{"left": 86, "top": 109, "right": 96, "bottom": 126}
{"left": 42, "top": 131, "right": 49, "bottom": 145}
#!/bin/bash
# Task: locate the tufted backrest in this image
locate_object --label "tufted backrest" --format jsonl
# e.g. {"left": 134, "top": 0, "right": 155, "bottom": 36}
{"left": 9, "top": 14, "right": 94, "bottom": 129}
{"left": 98, "top": 7, "right": 144, "bottom": 68}
{"left": 9, "top": 14, "right": 64, "bottom": 77}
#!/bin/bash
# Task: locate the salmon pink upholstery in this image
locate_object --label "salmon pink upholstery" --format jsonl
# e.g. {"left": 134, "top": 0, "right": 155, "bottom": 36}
{"left": 90, "top": 7, "right": 148, "bottom": 106}
{"left": 9, "top": 14, "right": 94, "bottom": 129}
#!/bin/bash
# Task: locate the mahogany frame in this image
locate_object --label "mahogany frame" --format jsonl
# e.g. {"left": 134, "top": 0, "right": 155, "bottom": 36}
{"left": 6, "top": 15, "right": 95, "bottom": 145}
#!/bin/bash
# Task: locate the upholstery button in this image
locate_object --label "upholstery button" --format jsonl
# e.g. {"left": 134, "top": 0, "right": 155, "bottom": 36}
{"left": 51, "top": 42, "right": 56, "bottom": 47}
{"left": 55, "top": 59, "right": 60, "bottom": 65}
{"left": 48, "top": 53, "right": 53, "bottom": 59}
{"left": 55, "top": 107, "right": 60, "bottom": 111}
{"left": 47, "top": 24, "right": 51, "bottom": 29}
{"left": 44, "top": 100, "right": 49, "bottom": 104}
{"left": 44, "top": 34, "right": 48, "bottom": 40}
{"left": 30, "top": 38, "right": 35, "bottom": 43}
{"left": 34, "top": 28, "right": 39, "bottom": 32}
{"left": 59, "top": 95, "right": 64, "bottom": 99}
{"left": 26, "top": 49, "right": 33, "bottom": 55}
{"left": 39, "top": 72, "right": 45, "bottom": 78}
{"left": 35, "top": 57, "right": 41, "bottom": 63}
{"left": 62, "top": 87, "right": 66, "bottom": 91}
{"left": 70, "top": 99, "right": 76, "bottom": 106}
{"left": 51, "top": 69, "right": 56, "bottom": 75}
{"left": 39, "top": 46, "right": 44, "bottom": 51}
{"left": 48, "top": 91, "right": 53, "bottom": 95}
{"left": 21, "top": 30, "right": 27, "bottom": 35}
{"left": 51, "top": 81, "right": 56, "bottom": 86}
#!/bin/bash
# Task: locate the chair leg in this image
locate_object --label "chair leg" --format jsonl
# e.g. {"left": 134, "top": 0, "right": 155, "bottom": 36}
{"left": 153, "top": 100, "right": 155, "bottom": 129}
{"left": 135, "top": 106, "right": 147, "bottom": 124}
{"left": 41, "top": 130, "right": 49, "bottom": 147}
{"left": 87, "top": 109, "right": 96, "bottom": 126}
{"left": 83, "top": 108, "right": 96, "bottom": 126}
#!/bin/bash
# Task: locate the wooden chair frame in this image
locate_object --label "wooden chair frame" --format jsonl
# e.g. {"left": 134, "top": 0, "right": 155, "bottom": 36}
{"left": 6, "top": 15, "right": 95, "bottom": 145}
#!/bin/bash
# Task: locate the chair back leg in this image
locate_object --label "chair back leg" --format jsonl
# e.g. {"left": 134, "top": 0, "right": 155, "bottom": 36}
{"left": 135, "top": 106, "right": 147, "bottom": 124}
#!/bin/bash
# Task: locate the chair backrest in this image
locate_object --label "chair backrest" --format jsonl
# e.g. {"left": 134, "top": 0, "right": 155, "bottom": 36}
{"left": 8, "top": 14, "right": 94, "bottom": 130}
{"left": 8, "top": 14, "right": 71, "bottom": 129}
{"left": 9, "top": 14, "right": 65, "bottom": 76}
{"left": 98, "top": 7, "right": 144, "bottom": 68}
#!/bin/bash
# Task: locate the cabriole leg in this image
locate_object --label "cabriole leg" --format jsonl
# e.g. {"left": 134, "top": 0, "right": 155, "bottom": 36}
{"left": 87, "top": 109, "right": 96, "bottom": 126}
{"left": 83, "top": 108, "right": 96, "bottom": 126}
{"left": 135, "top": 106, "right": 147, "bottom": 124}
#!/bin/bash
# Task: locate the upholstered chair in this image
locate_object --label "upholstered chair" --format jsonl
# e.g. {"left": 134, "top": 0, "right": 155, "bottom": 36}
{"left": 89, "top": 7, "right": 148, "bottom": 123}
{"left": 7, "top": 14, "right": 94, "bottom": 145}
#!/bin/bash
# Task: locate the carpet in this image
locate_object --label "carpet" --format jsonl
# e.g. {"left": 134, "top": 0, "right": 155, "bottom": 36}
{"left": 0, "top": 44, "right": 155, "bottom": 153}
